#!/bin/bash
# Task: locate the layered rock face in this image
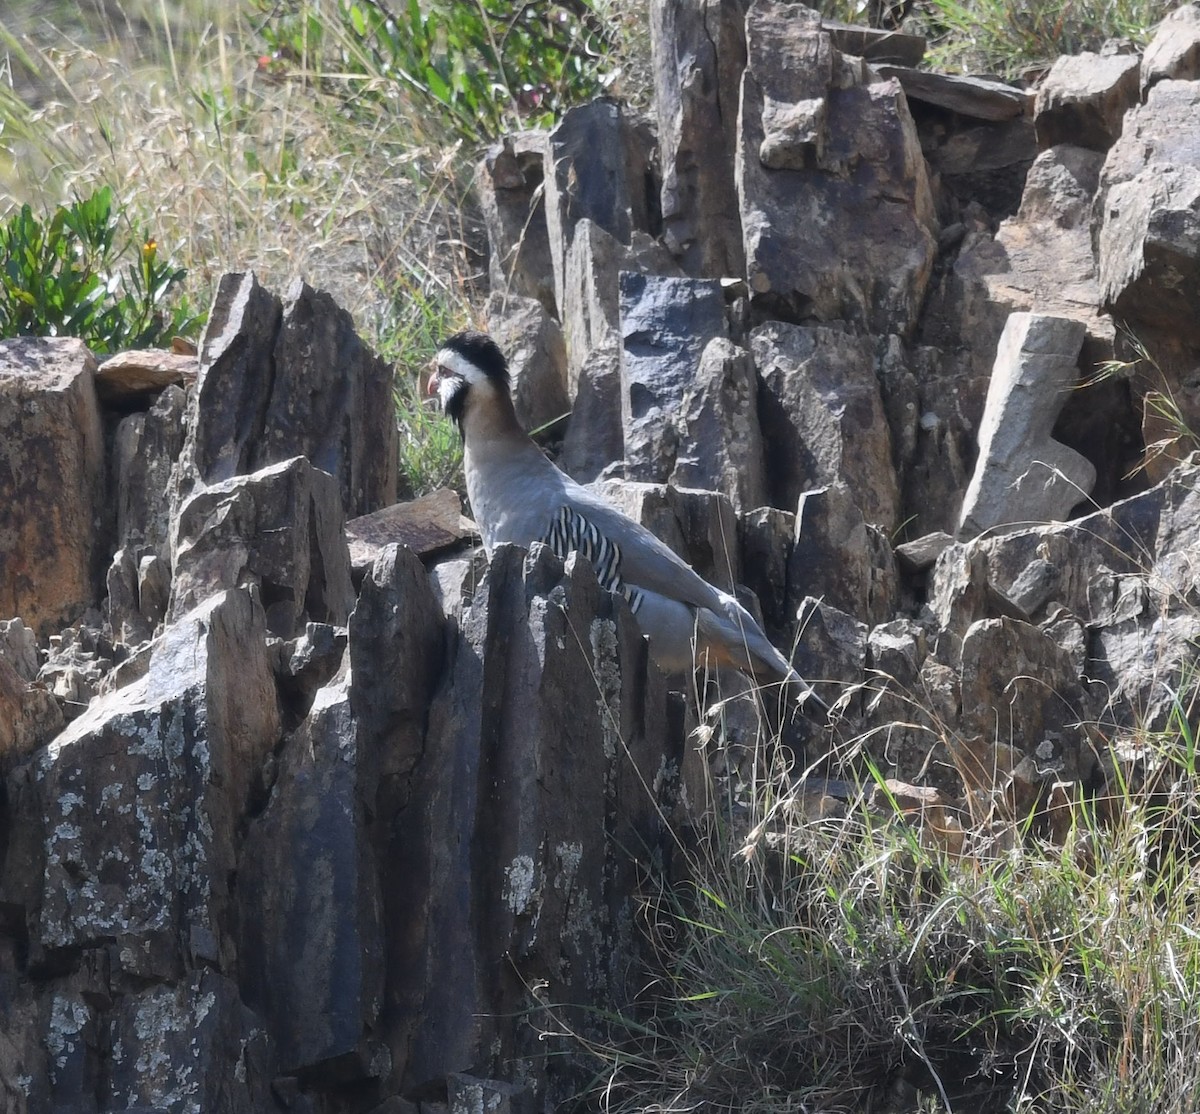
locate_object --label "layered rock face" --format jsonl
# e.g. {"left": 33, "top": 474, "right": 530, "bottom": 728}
{"left": 3, "top": 4, "right": 1200, "bottom": 1112}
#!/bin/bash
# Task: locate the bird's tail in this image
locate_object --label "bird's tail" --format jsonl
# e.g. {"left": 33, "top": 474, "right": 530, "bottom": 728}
{"left": 697, "top": 595, "right": 829, "bottom": 715}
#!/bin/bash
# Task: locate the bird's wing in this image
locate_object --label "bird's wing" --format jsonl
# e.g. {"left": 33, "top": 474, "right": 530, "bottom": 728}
{"left": 553, "top": 483, "right": 728, "bottom": 613}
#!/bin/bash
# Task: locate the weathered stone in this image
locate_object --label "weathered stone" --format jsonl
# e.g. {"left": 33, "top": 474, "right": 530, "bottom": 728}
{"left": 478, "top": 133, "right": 556, "bottom": 314}
{"left": 920, "top": 115, "right": 1037, "bottom": 221}
{"left": 561, "top": 219, "right": 679, "bottom": 393}
{"left": 752, "top": 322, "right": 900, "bottom": 529}
{"left": 107, "top": 547, "right": 152, "bottom": 647}
{"left": 1095, "top": 81, "right": 1200, "bottom": 346}
{"left": 486, "top": 291, "right": 570, "bottom": 433}
{"left": 895, "top": 532, "right": 954, "bottom": 572}
{"left": 544, "top": 101, "right": 659, "bottom": 317}
{"left": 791, "top": 597, "right": 867, "bottom": 708}
{"left": 238, "top": 545, "right": 442, "bottom": 1085}
{"left": 387, "top": 545, "right": 689, "bottom": 1104}
{"left": 106, "top": 970, "right": 276, "bottom": 1113}
{"left": 957, "top": 313, "right": 1094, "bottom": 539}
{"left": 177, "top": 272, "right": 396, "bottom": 519}
{"left": 669, "top": 336, "right": 766, "bottom": 512}
{"left": 0, "top": 338, "right": 107, "bottom": 638}
{"left": 559, "top": 342, "right": 624, "bottom": 484}
{"left": 346, "top": 488, "right": 476, "bottom": 575}
{"left": 789, "top": 484, "right": 899, "bottom": 628}
{"left": 0, "top": 618, "right": 39, "bottom": 682}
{"left": 959, "top": 617, "right": 1088, "bottom": 785}
{"left": 738, "top": 3, "right": 936, "bottom": 333}
{"left": 877, "top": 66, "right": 1034, "bottom": 120}
{"left": 37, "top": 618, "right": 112, "bottom": 722}
{"left": 448, "top": 1072, "right": 534, "bottom": 1114}
{"left": 237, "top": 665, "right": 384, "bottom": 1075}
{"left": 878, "top": 341, "right": 984, "bottom": 539}
{"left": 35, "top": 588, "right": 279, "bottom": 978}
{"left": 1034, "top": 51, "right": 1139, "bottom": 151}
{"left": 591, "top": 479, "right": 742, "bottom": 592}
{"left": 651, "top": 0, "right": 747, "bottom": 277}
{"left": 93, "top": 348, "right": 196, "bottom": 406}
{"left": 0, "top": 657, "right": 62, "bottom": 767}
{"left": 171, "top": 456, "right": 355, "bottom": 637}
{"left": 618, "top": 272, "right": 727, "bottom": 482}
{"left": 864, "top": 618, "right": 927, "bottom": 736}
{"left": 114, "top": 383, "right": 186, "bottom": 560}
{"left": 824, "top": 19, "right": 925, "bottom": 65}
{"left": 974, "top": 456, "right": 1200, "bottom": 725}
{"left": 427, "top": 548, "right": 489, "bottom": 622}
{"left": 738, "top": 506, "right": 794, "bottom": 635}
{"left": 1141, "top": 2, "right": 1200, "bottom": 90}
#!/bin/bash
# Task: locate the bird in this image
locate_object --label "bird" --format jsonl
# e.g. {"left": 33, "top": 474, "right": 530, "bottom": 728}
{"left": 428, "top": 329, "right": 825, "bottom": 712}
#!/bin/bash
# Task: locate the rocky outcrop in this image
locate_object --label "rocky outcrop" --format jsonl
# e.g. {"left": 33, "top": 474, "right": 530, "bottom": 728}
{"left": 5, "top": 3, "right": 1200, "bottom": 1111}
{"left": 0, "top": 338, "right": 106, "bottom": 638}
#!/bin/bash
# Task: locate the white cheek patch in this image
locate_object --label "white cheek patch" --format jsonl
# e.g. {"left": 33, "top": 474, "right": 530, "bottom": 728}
{"left": 438, "top": 373, "right": 467, "bottom": 410}
{"left": 435, "top": 348, "right": 490, "bottom": 386}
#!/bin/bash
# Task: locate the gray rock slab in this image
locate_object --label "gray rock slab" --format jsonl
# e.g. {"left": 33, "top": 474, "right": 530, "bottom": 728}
{"left": 958, "top": 312, "right": 1094, "bottom": 538}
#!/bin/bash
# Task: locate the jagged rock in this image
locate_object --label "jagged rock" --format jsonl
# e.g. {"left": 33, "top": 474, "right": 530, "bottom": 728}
{"left": 544, "top": 100, "right": 659, "bottom": 317}
{"left": 237, "top": 663, "right": 384, "bottom": 1077}
{"left": 0, "top": 618, "right": 39, "bottom": 682}
{"left": 920, "top": 115, "right": 1037, "bottom": 221}
{"left": 388, "top": 545, "right": 690, "bottom": 1103}
{"left": 427, "top": 548, "right": 489, "bottom": 622}
{"left": 478, "top": 133, "right": 556, "bottom": 314}
{"left": 106, "top": 547, "right": 152, "bottom": 647}
{"left": 561, "top": 219, "right": 679, "bottom": 392}
{"left": 823, "top": 19, "right": 925, "bottom": 65}
{"left": 973, "top": 456, "right": 1200, "bottom": 725}
{"left": 789, "top": 484, "right": 899, "bottom": 629}
{"left": 0, "top": 657, "right": 62, "bottom": 766}
{"left": 738, "top": 1, "right": 937, "bottom": 333}
{"left": 958, "top": 617, "right": 1089, "bottom": 787}
{"left": 34, "top": 588, "right": 279, "bottom": 982}
{"left": 651, "top": 0, "right": 747, "bottom": 276}
{"left": 895, "top": 532, "right": 954, "bottom": 572}
{"left": 0, "top": 338, "right": 107, "bottom": 638}
{"left": 670, "top": 336, "right": 766, "bottom": 512}
{"left": 93, "top": 348, "right": 196, "bottom": 406}
{"left": 1141, "top": 2, "right": 1200, "bottom": 90}
{"left": 176, "top": 273, "right": 397, "bottom": 519}
{"left": 957, "top": 313, "right": 1094, "bottom": 539}
{"left": 1095, "top": 80, "right": 1200, "bottom": 347}
{"left": 106, "top": 971, "right": 277, "bottom": 1113}
{"left": 36, "top": 618, "right": 113, "bottom": 722}
{"left": 448, "top": 1073, "right": 534, "bottom": 1114}
{"left": 877, "top": 66, "right": 1034, "bottom": 120}
{"left": 1034, "top": 51, "right": 1139, "bottom": 151}
{"left": 791, "top": 597, "right": 867, "bottom": 707}
{"left": 752, "top": 322, "right": 900, "bottom": 529}
{"left": 618, "top": 272, "right": 726, "bottom": 480}
{"left": 591, "top": 479, "right": 741, "bottom": 591}
{"left": 864, "top": 618, "right": 927, "bottom": 736}
{"left": 114, "top": 383, "right": 186, "bottom": 560}
{"left": 171, "top": 456, "right": 355, "bottom": 637}
{"left": 486, "top": 292, "right": 570, "bottom": 434}
{"left": 738, "top": 506, "right": 794, "bottom": 635}
{"left": 879, "top": 340, "right": 984, "bottom": 539}
{"left": 240, "top": 546, "right": 442, "bottom": 1086}
{"left": 559, "top": 342, "right": 624, "bottom": 483}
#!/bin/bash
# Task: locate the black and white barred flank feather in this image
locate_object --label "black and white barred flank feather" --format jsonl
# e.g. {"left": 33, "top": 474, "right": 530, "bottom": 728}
{"left": 541, "top": 505, "right": 644, "bottom": 614}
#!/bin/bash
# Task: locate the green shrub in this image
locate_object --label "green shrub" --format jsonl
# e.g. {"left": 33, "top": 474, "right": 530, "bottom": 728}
{"left": 258, "top": 0, "right": 619, "bottom": 142}
{"left": 0, "top": 186, "right": 201, "bottom": 353}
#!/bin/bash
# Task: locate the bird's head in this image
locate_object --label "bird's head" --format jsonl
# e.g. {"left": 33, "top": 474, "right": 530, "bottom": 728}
{"left": 428, "top": 330, "right": 511, "bottom": 432}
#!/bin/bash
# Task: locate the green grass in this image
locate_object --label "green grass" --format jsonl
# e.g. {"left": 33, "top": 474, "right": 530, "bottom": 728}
{"left": 918, "top": 0, "right": 1178, "bottom": 76}
{"left": 565, "top": 674, "right": 1200, "bottom": 1113}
